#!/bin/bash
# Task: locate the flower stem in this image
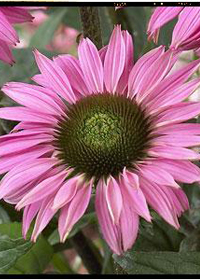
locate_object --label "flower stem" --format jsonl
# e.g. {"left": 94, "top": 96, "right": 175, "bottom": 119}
{"left": 70, "top": 231, "right": 102, "bottom": 274}
{"left": 79, "top": 7, "right": 103, "bottom": 49}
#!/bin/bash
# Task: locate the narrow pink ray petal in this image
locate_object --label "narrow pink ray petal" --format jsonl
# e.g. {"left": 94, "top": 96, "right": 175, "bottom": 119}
{"left": 16, "top": 170, "right": 67, "bottom": 210}
{"left": 149, "top": 145, "right": 200, "bottom": 160}
{"left": 78, "top": 38, "right": 104, "bottom": 93}
{"left": 172, "top": 188, "right": 189, "bottom": 212}
{"left": 147, "top": 78, "right": 200, "bottom": 113}
{"left": 116, "top": 30, "right": 134, "bottom": 95}
{"left": 99, "top": 45, "right": 108, "bottom": 63}
{"left": 0, "top": 134, "right": 53, "bottom": 156}
{"left": 0, "top": 10, "right": 18, "bottom": 45}
{"left": 95, "top": 179, "right": 123, "bottom": 255}
{"left": 104, "top": 25, "right": 125, "bottom": 93}
{"left": 122, "top": 170, "right": 151, "bottom": 221}
{"left": 135, "top": 49, "right": 175, "bottom": 103}
{"left": 22, "top": 201, "right": 41, "bottom": 239}
{"left": 0, "top": 7, "right": 33, "bottom": 24}
{"left": 58, "top": 180, "right": 92, "bottom": 242}
{"left": 0, "top": 145, "right": 53, "bottom": 175}
{"left": 12, "top": 122, "right": 54, "bottom": 130}
{"left": 0, "top": 39, "right": 14, "bottom": 65}
{"left": 52, "top": 175, "right": 79, "bottom": 211}
{"left": 0, "top": 159, "right": 58, "bottom": 199}
{"left": 105, "top": 176, "right": 123, "bottom": 225}
{"left": 138, "top": 164, "right": 180, "bottom": 188}
{"left": 154, "top": 134, "right": 200, "bottom": 147}
{"left": 145, "top": 159, "right": 200, "bottom": 184}
{"left": 32, "top": 74, "right": 50, "bottom": 88}
{"left": 33, "top": 50, "right": 76, "bottom": 103}
{"left": 128, "top": 45, "right": 164, "bottom": 98}
{"left": 140, "top": 177, "right": 180, "bottom": 229}
{"left": 2, "top": 82, "right": 64, "bottom": 116}
{"left": 155, "top": 102, "right": 200, "bottom": 127}
{"left": 154, "top": 123, "right": 200, "bottom": 135}
{"left": 119, "top": 202, "right": 139, "bottom": 252}
{"left": 0, "top": 107, "right": 57, "bottom": 124}
{"left": 147, "top": 7, "right": 183, "bottom": 43}
{"left": 143, "top": 58, "right": 200, "bottom": 107}
{"left": 31, "top": 195, "right": 57, "bottom": 242}
{"left": 122, "top": 168, "right": 139, "bottom": 189}
{"left": 171, "top": 8, "right": 200, "bottom": 50}
{"left": 54, "top": 55, "right": 89, "bottom": 96}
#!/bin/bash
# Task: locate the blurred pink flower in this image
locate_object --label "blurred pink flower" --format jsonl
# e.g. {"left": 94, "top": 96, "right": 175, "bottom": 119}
{"left": 0, "top": 25, "right": 200, "bottom": 255}
{"left": 147, "top": 7, "right": 200, "bottom": 51}
{"left": 0, "top": 7, "right": 46, "bottom": 64}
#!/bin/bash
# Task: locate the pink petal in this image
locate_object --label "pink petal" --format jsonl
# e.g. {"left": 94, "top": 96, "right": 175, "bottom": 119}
{"left": 31, "top": 195, "right": 57, "bottom": 241}
{"left": 0, "top": 134, "right": 53, "bottom": 156}
{"left": 0, "top": 107, "right": 57, "bottom": 124}
{"left": 147, "top": 7, "right": 183, "bottom": 43}
{"left": 143, "top": 58, "right": 200, "bottom": 106}
{"left": 139, "top": 164, "right": 180, "bottom": 188}
{"left": 104, "top": 25, "right": 125, "bottom": 93}
{"left": 149, "top": 145, "right": 200, "bottom": 160}
{"left": 128, "top": 46, "right": 165, "bottom": 98}
{"left": 0, "top": 159, "right": 58, "bottom": 199}
{"left": 99, "top": 45, "right": 108, "bottom": 64}
{"left": 54, "top": 55, "right": 89, "bottom": 96}
{"left": 33, "top": 50, "right": 76, "bottom": 103}
{"left": 171, "top": 8, "right": 200, "bottom": 50}
{"left": 52, "top": 175, "right": 79, "bottom": 211}
{"left": 146, "top": 159, "right": 200, "bottom": 184}
{"left": 154, "top": 134, "right": 200, "bottom": 147}
{"left": 0, "top": 7, "right": 33, "bottom": 24}
{"left": 2, "top": 82, "right": 64, "bottom": 116}
{"left": 154, "top": 123, "right": 200, "bottom": 135}
{"left": 116, "top": 30, "right": 134, "bottom": 95}
{"left": 78, "top": 38, "right": 104, "bottom": 93}
{"left": 0, "top": 39, "right": 14, "bottom": 65}
{"left": 22, "top": 201, "right": 41, "bottom": 239}
{"left": 95, "top": 179, "right": 123, "bottom": 255}
{"left": 140, "top": 177, "right": 180, "bottom": 229}
{"left": 105, "top": 177, "right": 123, "bottom": 224}
{"left": 147, "top": 78, "right": 200, "bottom": 113}
{"left": 155, "top": 102, "right": 200, "bottom": 127}
{"left": 122, "top": 170, "right": 151, "bottom": 221}
{"left": 16, "top": 171, "right": 67, "bottom": 210}
{"left": 0, "top": 145, "right": 53, "bottom": 174}
{"left": 0, "top": 10, "right": 18, "bottom": 45}
{"left": 58, "top": 180, "right": 92, "bottom": 242}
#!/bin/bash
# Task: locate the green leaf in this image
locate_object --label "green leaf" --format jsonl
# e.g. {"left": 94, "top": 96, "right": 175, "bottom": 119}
{"left": 29, "top": 9, "right": 67, "bottom": 49}
{"left": 62, "top": 7, "right": 81, "bottom": 31}
{"left": 114, "top": 251, "right": 200, "bottom": 274}
{"left": 133, "top": 218, "right": 184, "bottom": 252}
{"left": 51, "top": 253, "right": 74, "bottom": 274}
{"left": 0, "top": 222, "right": 53, "bottom": 274}
{"left": 0, "top": 206, "right": 10, "bottom": 224}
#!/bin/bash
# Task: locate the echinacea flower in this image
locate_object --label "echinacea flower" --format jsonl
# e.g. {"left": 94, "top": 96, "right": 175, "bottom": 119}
{"left": 0, "top": 7, "right": 46, "bottom": 64}
{"left": 147, "top": 7, "right": 200, "bottom": 52}
{"left": 0, "top": 25, "right": 200, "bottom": 255}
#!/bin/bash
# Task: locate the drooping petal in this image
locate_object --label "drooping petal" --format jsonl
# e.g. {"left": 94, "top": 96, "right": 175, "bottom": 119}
{"left": 105, "top": 176, "right": 123, "bottom": 224}
{"left": 104, "top": 25, "right": 125, "bottom": 93}
{"left": 0, "top": 10, "right": 19, "bottom": 45}
{"left": 140, "top": 176, "right": 180, "bottom": 229}
{"left": 0, "top": 39, "right": 14, "bottom": 65}
{"left": 58, "top": 180, "right": 92, "bottom": 242}
{"left": 52, "top": 175, "right": 79, "bottom": 211}
{"left": 0, "top": 7, "right": 34, "bottom": 24}
{"left": 95, "top": 179, "right": 123, "bottom": 255}
{"left": 22, "top": 201, "right": 41, "bottom": 239}
{"left": 78, "top": 38, "right": 104, "bottom": 93}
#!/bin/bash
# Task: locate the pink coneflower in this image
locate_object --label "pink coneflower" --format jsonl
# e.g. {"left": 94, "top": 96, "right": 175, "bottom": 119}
{"left": 0, "top": 7, "right": 46, "bottom": 64}
{"left": 147, "top": 7, "right": 200, "bottom": 52}
{"left": 0, "top": 25, "right": 200, "bottom": 255}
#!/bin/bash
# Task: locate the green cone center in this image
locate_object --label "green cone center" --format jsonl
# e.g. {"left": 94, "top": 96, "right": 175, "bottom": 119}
{"left": 54, "top": 94, "right": 152, "bottom": 180}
